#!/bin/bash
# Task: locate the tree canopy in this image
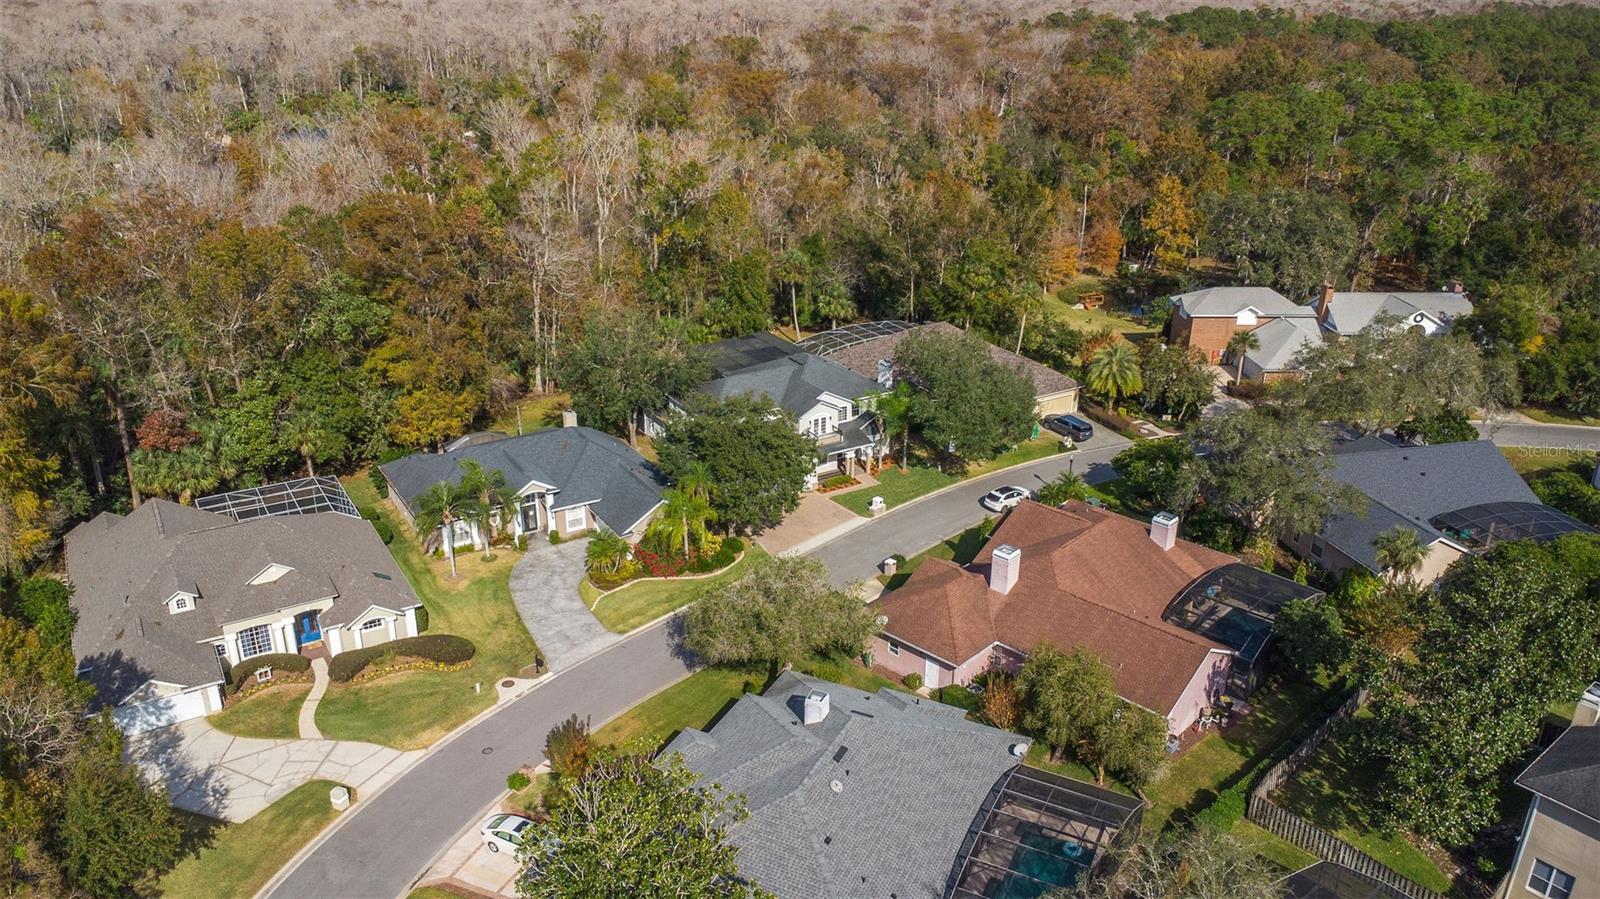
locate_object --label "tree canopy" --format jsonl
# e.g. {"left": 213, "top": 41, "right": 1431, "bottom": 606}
{"left": 656, "top": 395, "right": 817, "bottom": 534}
{"left": 894, "top": 327, "right": 1036, "bottom": 466}
{"left": 681, "top": 555, "right": 876, "bottom": 669}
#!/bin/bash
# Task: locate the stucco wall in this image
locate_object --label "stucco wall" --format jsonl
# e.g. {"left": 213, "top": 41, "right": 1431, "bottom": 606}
{"left": 1508, "top": 797, "right": 1600, "bottom": 899}
{"left": 1167, "top": 650, "right": 1233, "bottom": 735}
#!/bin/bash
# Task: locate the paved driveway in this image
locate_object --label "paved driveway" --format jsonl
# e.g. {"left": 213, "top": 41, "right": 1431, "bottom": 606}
{"left": 509, "top": 537, "right": 618, "bottom": 670}
{"left": 755, "top": 491, "right": 860, "bottom": 555}
{"left": 809, "top": 429, "right": 1133, "bottom": 587}
{"left": 125, "top": 719, "right": 420, "bottom": 822}
{"left": 1476, "top": 419, "right": 1600, "bottom": 452}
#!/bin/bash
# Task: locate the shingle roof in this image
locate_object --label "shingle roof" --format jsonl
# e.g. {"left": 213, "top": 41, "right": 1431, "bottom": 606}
{"left": 380, "top": 426, "right": 666, "bottom": 534}
{"left": 662, "top": 671, "right": 1025, "bottom": 899}
{"left": 810, "top": 322, "right": 1079, "bottom": 399}
{"left": 65, "top": 501, "right": 420, "bottom": 703}
{"left": 1321, "top": 291, "right": 1473, "bottom": 335}
{"left": 872, "top": 501, "right": 1238, "bottom": 715}
{"left": 1516, "top": 724, "right": 1600, "bottom": 823}
{"left": 1318, "top": 439, "right": 1539, "bottom": 571}
{"left": 695, "top": 344, "right": 884, "bottom": 418}
{"left": 1172, "top": 286, "right": 1316, "bottom": 318}
{"left": 1244, "top": 316, "right": 1325, "bottom": 373}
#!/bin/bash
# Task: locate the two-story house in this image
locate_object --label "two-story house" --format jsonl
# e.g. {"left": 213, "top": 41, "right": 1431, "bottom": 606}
{"left": 66, "top": 492, "right": 423, "bottom": 734}
{"left": 1168, "top": 286, "right": 1321, "bottom": 364}
{"left": 1503, "top": 686, "right": 1600, "bottom": 899}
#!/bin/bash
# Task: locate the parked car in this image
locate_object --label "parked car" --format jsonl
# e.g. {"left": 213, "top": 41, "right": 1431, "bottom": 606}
{"left": 481, "top": 813, "right": 534, "bottom": 853}
{"left": 1043, "top": 414, "right": 1094, "bottom": 442}
{"left": 980, "top": 486, "right": 1030, "bottom": 512}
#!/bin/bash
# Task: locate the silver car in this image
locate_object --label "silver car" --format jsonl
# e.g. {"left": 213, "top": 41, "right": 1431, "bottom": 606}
{"left": 980, "top": 486, "right": 1029, "bottom": 512}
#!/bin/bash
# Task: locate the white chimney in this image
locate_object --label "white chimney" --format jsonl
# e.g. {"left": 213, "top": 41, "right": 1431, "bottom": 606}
{"left": 802, "top": 690, "right": 830, "bottom": 725}
{"left": 561, "top": 409, "right": 578, "bottom": 428}
{"left": 1150, "top": 512, "right": 1179, "bottom": 551}
{"left": 990, "top": 544, "right": 1021, "bottom": 595}
{"left": 876, "top": 358, "right": 893, "bottom": 389}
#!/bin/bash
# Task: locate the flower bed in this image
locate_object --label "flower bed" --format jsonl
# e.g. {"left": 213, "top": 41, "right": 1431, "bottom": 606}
{"left": 346, "top": 657, "right": 473, "bottom": 686}
{"left": 817, "top": 474, "right": 861, "bottom": 493}
{"left": 592, "top": 537, "right": 746, "bottom": 591}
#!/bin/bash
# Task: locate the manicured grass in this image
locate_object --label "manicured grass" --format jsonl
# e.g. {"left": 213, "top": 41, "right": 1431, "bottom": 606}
{"left": 1516, "top": 405, "right": 1600, "bottom": 427}
{"left": 488, "top": 391, "right": 571, "bottom": 434}
{"left": 1024, "top": 743, "right": 1134, "bottom": 796}
{"left": 209, "top": 684, "right": 309, "bottom": 741}
{"left": 507, "top": 772, "right": 556, "bottom": 817}
{"left": 796, "top": 654, "right": 907, "bottom": 695}
{"left": 588, "top": 546, "right": 768, "bottom": 634}
{"left": 878, "top": 521, "right": 994, "bottom": 588}
{"left": 314, "top": 474, "right": 539, "bottom": 750}
{"left": 1143, "top": 677, "right": 1340, "bottom": 833}
{"left": 968, "top": 436, "right": 1067, "bottom": 476}
{"left": 1272, "top": 715, "right": 1453, "bottom": 893}
{"left": 1500, "top": 445, "right": 1596, "bottom": 481}
{"left": 158, "top": 779, "right": 342, "bottom": 899}
{"left": 1041, "top": 283, "right": 1157, "bottom": 342}
{"left": 833, "top": 436, "right": 1066, "bottom": 516}
{"left": 595, "top": 667, "right": 761, "bottom": 755}
{"left": 408, "top": 887, "right": 471, "bottom": 899}
{"left": 1232, "top": 819, "right": 1318, "bottom": 873}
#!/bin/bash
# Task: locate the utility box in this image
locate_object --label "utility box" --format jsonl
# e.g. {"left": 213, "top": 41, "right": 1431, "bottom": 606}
{"left": 329, "top": 785, "right": 351, "bottom": 811}
{"left": 881, "top": 557, "right": 897, "bottom": 577}
{"left": 868, "top": 496, "right": 886, "bottom": 516}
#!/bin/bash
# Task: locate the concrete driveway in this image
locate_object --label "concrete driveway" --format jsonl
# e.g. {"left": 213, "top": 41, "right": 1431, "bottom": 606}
{"left": 756, "top": 491, "right": 861, "bottom": 556}
{"left": 125, "top": 719, "right": 420, "bottom": 822}
{"left": 509, "top": 536, "right": 618, "bottom": 670}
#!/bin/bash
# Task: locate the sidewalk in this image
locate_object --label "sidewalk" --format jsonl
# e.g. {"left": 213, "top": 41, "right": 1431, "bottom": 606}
{"left": 298, "top": 658, "right": 328, "bottom": 739}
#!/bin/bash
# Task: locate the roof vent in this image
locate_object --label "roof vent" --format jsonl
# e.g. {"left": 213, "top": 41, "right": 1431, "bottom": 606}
{"left": 803, "top": 690, "right": 830, "bottom": 725}
{"left": 1010, "top": 742, "right": 1029, "bottom": 759}
{"left": 990, "top": 544, "right": 1021, "bottom": 595}
{"left": 829, "top": 779, "right": 843, "bottom": 793}
{"left": 1151, "top": 512, "right": 1179, "bottom": 551}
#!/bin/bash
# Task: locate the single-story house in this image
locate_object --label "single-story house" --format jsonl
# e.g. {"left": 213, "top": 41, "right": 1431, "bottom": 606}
{"left": 1285, "top": 437, "right": 1594, "bottom": 583}
{"left": 663, "top": 671, "right": 1142, "bottom": 899}
{"left": 1239, "top": 315, "right": 1326, "bottom": 383}
{"left": 796, "top": 320, "right": 1082, "bottom": 417}
{"left": 653, "top": 332, "right": 886, "bottom": 485}
{"left": 870, "top": 501, "right": 1319, "bottom": 736}
{"left": 1312, "top": 281, "right": 1473, "bottom": 337}
{"left": 1504, "top": 687, "right": 1600, "bottom": 899}
{"left": 380, "top": 422, "right": 666, "bottom": 548}
{"left": 1169, "top": 286, "right": 1319, "bottom": 363}
{"left": 66, "top": 494, "right": 423, "bottom": 735}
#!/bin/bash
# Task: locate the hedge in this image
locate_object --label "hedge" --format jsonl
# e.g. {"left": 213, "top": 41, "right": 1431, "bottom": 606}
{"left": 932, "top": 684, "right": 980, "bottom": 711}
{"left": 227, "top": 653, "right": 311, "bottom": 693}
{"left": 328, "top": 634, "right": 475, "bottom": 682}
{"left": 1192, "top": 778, "right": 1248, "bottom": 831}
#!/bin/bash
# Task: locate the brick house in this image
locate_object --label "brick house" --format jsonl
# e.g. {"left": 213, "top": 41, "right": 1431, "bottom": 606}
{"left": 1169, "top": 286, "right": 1319, "bottom": 364}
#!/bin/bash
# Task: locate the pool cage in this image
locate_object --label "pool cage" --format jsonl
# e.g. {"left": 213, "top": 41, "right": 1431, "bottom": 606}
{"left": 794, "top": 320, "right": 916, "bottom": 356}
{"left": 946, "top": 765, "right": 1143, "bottom": 899}
{"left": 195, "top": 476, "right": 362, "bottom": 522}
{"left": 1280, "top": 861, "right": 1415, "bottom": 899}
{"left": 1165, "top": 564, "right": 1324, "bottom": 664}
{"left": 1430, "top": 500, "right": 1595, "bottom": 550}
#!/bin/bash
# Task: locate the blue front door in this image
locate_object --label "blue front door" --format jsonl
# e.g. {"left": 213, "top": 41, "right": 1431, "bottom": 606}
{"left": 295, "top": 611, "right": 322, "bottom": 647}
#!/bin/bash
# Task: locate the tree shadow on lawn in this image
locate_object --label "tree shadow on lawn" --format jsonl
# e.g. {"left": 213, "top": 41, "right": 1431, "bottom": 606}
{"left": 1272, "top": 720, "right": 1384, "bottom": 837}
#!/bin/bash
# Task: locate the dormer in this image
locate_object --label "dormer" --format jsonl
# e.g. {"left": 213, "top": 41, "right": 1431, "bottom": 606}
{"left": 248, "top": 563, "right": 294, "bottom": 586}
{"left": 1234, "top": 307, "right": 1261, "bottom": 327}
{"left": 166, "top": 591, "right": 197, "bottom": 615}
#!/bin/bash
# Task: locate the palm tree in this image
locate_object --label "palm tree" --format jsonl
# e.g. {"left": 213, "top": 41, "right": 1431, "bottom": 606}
{"left": 416, "top": 481, "right": 475, "bottom": 578}
{"left": 774, "top": 249, "right": 811, "bottom": 340}
{"left": 586, "top": 529, "right": 631, "bottom": 576}
{"left": 1087, "top": 341, "right": 1142, "bottom": 407}
{"left": 875, "top": 383, "right": 915, "bottom": 472}
{"left": 457, "top": 459, "right": 518, "bottom": 559}
{"left": 1373, "top": 525, "right": 1427, "bottom": 582}
{"left": 1226, "top": 329, "right": 1262, "bottom": 383}
{"left": 676, "top": 460, "right": 715, "bottom": 506}
{"left": 284, "top": 413, "right": 333, "bottom": 477}
{"left": 1037, "top": 470, "right": 1092, "bottom": 506}
{"left": 658, "top": 486, "right": 715, "bottom": 558}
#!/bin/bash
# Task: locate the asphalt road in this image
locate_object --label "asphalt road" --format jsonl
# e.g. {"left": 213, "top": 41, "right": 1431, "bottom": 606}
{"left": 1476, "top": 419, "right": 1600, "bottom": 452}
{"left": 810, "top": 430, "right": 1133, "bottom": 587}
{"left": 262, "top": 618, "right": 694, "bottom": 899}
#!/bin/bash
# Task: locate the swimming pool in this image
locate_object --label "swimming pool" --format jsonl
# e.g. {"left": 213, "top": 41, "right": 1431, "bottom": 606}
{"left": 993, "top": 830, "right": 1093, "bottom": 898}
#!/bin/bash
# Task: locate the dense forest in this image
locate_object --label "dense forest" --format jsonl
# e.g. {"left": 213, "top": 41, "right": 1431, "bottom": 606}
{"left": 3, "top": 2, "right": 1600, "bottom": 577}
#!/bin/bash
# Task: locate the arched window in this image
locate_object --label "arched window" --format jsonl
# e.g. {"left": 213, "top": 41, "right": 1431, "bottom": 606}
{"left": 361, "top": 618, "right": 386, "bottom": 631}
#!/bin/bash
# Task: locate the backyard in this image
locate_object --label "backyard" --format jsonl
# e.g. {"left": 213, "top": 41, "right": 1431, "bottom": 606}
{"left": 582, "top": 545, "right": 769, "bottom": 634}
{"left": 158, "top": 779, "right": 343, "bottom": 899}
{"left": 832, "top": 434, "right": 1067, "bottom": 517}
{"left": 210, "top": 684, "right": 310, "bottom": 741}
{"left": 311, "top": 474, "right": 540, "bottom": 750}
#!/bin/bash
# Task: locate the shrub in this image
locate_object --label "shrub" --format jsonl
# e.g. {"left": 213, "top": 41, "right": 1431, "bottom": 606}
{"left": 507, "top": 771, "right": 532, "bottom": 792}
{"left": 415, "top": 606, "right": 430, "bottom": 633}
{"left": 1534, "top": 470, "right": 1600, "bottom": 526}
{"left": 373, "top": 519, "right": 395, "bottom": 544}
{"left": 1193, "top": 780, "right": 1247, "bottom": 831}
{"left": 516, "top": 534, "right": 527, "bottom": 551}
{"left": 549, "top": 530, "right": 562, "bottom": 545}
{"left": 932, "top": 685, "right": 979, "bottom": 711}
{"left": 327, "top": 634, "right": 475, "bottom": 682}
{"left": 901, "top": 672, "right": 923, "bottom": 690}
{"left": 546, "top": 714, "right": 593, "bottom": 778}
{"left": 979, "top": 674, "right": 1021, "bottom": 730}
{"left": 17, "top": 577, "right": 75, "bottom": 648}
{"left": 227, "top": 653, "right": 311, "bottom": 693}
{"left": 368, "top": 466, "right": 390, "bottom": 499}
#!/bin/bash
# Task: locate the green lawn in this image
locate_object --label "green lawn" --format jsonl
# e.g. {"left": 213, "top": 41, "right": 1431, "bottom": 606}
{"left": 588, "top": 546, "right": 768, "bottom": 634}
{"left": 158, "top": 779, "right": 342, "bottom": 899}
{"left": 796, "top": 654, "right": 906, "bottom": 694}
{"left": 209, "top": 684, "right": 309, "bottom": 741}
{"left": 1024, "top": 743, "right": 1133, "bottom": 795}
{"left": 1042, "top": 281, "right": 1158, "bottom": 342}
{"left": 1272, "top": 715, "right": 1453, "bottom": 893}
{"left": 878, "top": 521, "right": 994, "bottom": 588}
{"left": 1232, "top": 819, "right": 1318, "bottom": 873}
{"left": 595, "top": 667, "right": 761, "bottom": 754}
{"left": 1501, "top": 445, "right": 1596, "bottom": 481}
{"left": 834, "top": 436, "right": 1066, "bottom": 516}
{"left": 1516, "top": 405, "right": 1600, "bottom": 427}
{"left": 314, "top": 474, "right": 539, "bottom": 750}
{"left": 408, "top": 887, "right": 470, "bottom": 899}
{"left": 488, "top": 391, "right": 571, "bottom": 434}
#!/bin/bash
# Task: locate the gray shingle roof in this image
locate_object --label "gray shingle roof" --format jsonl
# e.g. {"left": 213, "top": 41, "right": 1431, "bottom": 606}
{"left": 1516, "top": 724, "right": 1600, "bottom": 823}
{"left": 1321, "top": 291, "right": 1473, "bottom": 335}
{"left": 1318, "top": 439, "right": 1539, "bottom": 571}
{"left": 65, "top": 501, "right": 420, "bottom": 703}
{"left": 695, "top": 343, "right": 884, "bottom": 419}
{"left": 662, "top": 671, "right": 1025, "bottom": 899}
{"left": 1172, "top": 286, "right": 1316, "bottom": 318}
{"left": 812, "top": 321, "right": 1079, "bottom": 400}
{"left": 1243, "top": 316, "right": 1325, "bottom": 373}
{"left": 380, "top": 426, "right": 666, "bottom": 534}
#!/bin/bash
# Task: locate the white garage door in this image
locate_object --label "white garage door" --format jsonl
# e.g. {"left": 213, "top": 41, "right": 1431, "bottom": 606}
{"left": 113, "top": 689, "right": 210, "bottom": 735}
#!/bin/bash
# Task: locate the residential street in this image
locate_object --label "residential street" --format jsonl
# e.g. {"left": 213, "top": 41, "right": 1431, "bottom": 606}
{"left": 261, "top": 618, "right": 693, "bottom": 899}
{"left": 1476, "top": 419, "right": 1600, "bottom": 452}
{"left": 810, "top": 430, "right": 1133, "bottom": 587}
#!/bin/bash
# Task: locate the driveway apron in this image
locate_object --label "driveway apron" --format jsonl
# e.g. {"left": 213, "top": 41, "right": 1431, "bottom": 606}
{"left": 508, "top": 537, "right": 619, "bottom": 670}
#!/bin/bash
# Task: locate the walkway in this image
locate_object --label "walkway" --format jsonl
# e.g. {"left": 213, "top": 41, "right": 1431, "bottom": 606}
{"left": 508, "top": 536, "right": 618, "bottom": 670}
{"left": 125, "top": 719, "right": 420, "bottom": 823}
{"left": 262, "top": 617, "right": 695, "bottom": 899}
{"left": 298, "top": 658, "right": 329, "bottom": 739}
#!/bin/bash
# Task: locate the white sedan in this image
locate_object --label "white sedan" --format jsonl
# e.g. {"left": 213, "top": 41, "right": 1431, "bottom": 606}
{"left": 980, "top": 485, "right": 1030, "bottom": 512}
{"left": 481, "top": 813, "right": 534, "bottom": 854}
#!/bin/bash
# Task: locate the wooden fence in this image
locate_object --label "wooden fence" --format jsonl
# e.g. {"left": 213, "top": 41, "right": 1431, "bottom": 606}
{"left": 1245, "top": 688, "right": 1493, "bottom": 899}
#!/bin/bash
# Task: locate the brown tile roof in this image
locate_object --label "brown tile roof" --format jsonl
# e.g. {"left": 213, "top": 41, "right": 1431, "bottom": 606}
{"left": 819, "top": 322, "right": 1079, "bottom": 399}
{"left": 872, "top": 501, "right": 1235, "bottom": 714}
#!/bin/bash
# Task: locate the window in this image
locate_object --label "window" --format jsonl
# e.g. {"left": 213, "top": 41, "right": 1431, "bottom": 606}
{"left": 213, "top": 643, "right": 227, "bottom": 661}
{"left": 887, "top": 640, "right": 901, "bottom": 657}
{"left": 237, "top": 624, "right": 272, "bottom": 659}
{"left": 1310, "top": 538, "right": 1324, "bottom": 559}
{"left": 1530, "top": 860, "right": 1575, "bottom": 899}
{"left": 169, "top": 594, "right": 192, "bottom": 614}
{"left": 563, "top": 507, "right": 585, "bottom": 530}
{"left": 808, "top": 414, "right": 834, "bottom": 437}
{"left": 255, "top": 666, "right": 273, "bottom": 683}
{"left": 361, "top": 618, "right": 386, "bottom": 631}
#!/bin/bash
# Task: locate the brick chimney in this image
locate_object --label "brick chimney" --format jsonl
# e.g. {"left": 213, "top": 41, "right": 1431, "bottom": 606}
{"left": 989, "top": 544, "right": 1021, "bottom": 595}
{"left": 1150, "top": 512, "right": 1179, "bottom": 551}
{"left": 1315, "top": 281, "right": 1335, "bottom": 322}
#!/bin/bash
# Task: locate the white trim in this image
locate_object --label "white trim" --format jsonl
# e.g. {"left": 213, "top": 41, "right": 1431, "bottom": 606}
{"left": 247, "top": 562, "right": 295, "bottom": 586}
{"left": 167, "top": 593, "right": 195, "bottom": 614}
{"left": 877, "top": 629, "right": 961, "bottom": 668}
{"left": 616, "top": 499, "right": 667, "bottom": 538}
{"left": 514, "top": 477, "right": 558, "bottom": 498}
{"left": 547, "top": 498, "right": 601, "bottom": 513}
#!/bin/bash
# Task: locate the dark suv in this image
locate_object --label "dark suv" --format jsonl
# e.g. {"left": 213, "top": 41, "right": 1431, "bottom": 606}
{"left": 1043, "top": 414, "right": 1094, "bottom": 442}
